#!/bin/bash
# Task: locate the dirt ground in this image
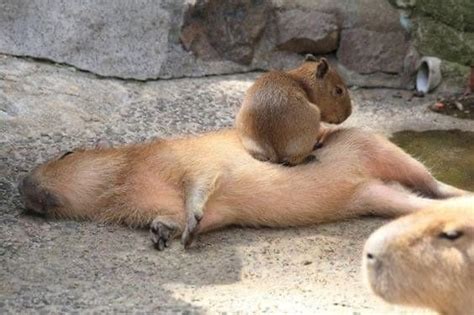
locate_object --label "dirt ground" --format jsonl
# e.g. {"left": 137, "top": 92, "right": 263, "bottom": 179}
{"left": 1, "top": 54, "right": 472, "bottom": 314}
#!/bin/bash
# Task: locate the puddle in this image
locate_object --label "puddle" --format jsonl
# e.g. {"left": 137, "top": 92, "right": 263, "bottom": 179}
{"left": 391, "top": 130, "right": 474, "bottom": 192}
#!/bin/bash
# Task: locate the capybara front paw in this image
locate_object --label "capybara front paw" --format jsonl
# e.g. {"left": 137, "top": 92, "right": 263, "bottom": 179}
{"left": 181, "top": 211, "right": 203, "bottom": 249}
{"left": 150, "top": 218, "right": 179, "bottom": 251}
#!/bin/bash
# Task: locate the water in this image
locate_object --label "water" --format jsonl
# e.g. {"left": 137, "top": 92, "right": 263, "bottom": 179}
{"left": 391, "top": 130, "right": 474, "bottom": 192}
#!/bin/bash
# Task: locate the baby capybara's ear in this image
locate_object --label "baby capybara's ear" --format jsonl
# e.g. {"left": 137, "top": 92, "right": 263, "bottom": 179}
{"left": 316, "top": 58, "right": 329, "bottom": 79}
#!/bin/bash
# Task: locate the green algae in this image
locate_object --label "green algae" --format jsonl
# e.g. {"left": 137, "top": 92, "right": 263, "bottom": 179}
{"left": 391, "top": 130, "right": 474, "bottom": 191}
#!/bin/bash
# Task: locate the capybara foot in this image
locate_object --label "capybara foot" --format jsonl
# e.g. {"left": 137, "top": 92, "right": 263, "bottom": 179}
{"left": 150, "top": 218, "right": 180, "bottom": 251}
{"left": 181, "top": 211, "right": 203, "bottom": 249}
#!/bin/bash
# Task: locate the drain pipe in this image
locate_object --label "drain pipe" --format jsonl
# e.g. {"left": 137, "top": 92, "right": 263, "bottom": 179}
{"left": 416, "top": 57, "right": 442, "bottom": 93}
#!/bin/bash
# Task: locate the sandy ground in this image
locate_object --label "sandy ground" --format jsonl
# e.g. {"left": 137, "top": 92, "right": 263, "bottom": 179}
{"left": 1, "top": 54, "right": 473, "bottom": 314}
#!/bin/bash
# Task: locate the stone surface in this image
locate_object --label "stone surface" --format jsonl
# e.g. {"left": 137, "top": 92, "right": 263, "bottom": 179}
{"left": 275, "top": 9, "right": 339, "bottom": 54}
{"left": 277, "top": 0, "right": 403, "bottom": 32}
{"left": 0, "top": 0, "right": 173, "bottom": 79}
{"left": 0, "top": 0, "right": 413, "bottom": 87}
{"left": 415, "top": 16, "right": 474, "bottom": 67}
{"left": 2, "top": 55, "right": 474, "bottom": 313}
{"left": 415, "top": 0, "right": 474, "bottom": 32}
{"left": 338, "top": 28, "right": 409, "bottom": 74}
{"left": 181, "top": 0, "right": 271, "bottom": 65}
{"left": 438, "top": 60, "right": 471, "bottom": 92}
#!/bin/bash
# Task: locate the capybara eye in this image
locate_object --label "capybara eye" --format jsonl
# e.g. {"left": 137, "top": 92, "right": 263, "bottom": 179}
{"left": 59, "top": 151, "right": 74, "bottom": 160}
{"left": 439, "top": 230, "right": 463, "bottom": 241}
{"left": 334, "top": 86, "right": 344, "bottom": 96}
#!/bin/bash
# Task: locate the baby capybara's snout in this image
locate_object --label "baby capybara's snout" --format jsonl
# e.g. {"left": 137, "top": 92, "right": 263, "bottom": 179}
{"left": 18, "top": 174, "right": 60, "bottom": 214}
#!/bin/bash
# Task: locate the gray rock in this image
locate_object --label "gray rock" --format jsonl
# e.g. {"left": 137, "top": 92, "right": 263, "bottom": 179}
{"left": 275, "top": 9, "right": 339, "bottom": 54}
{"left": 0, "top": 0, "right": 174, "bottom": 80}
{"left": 181, "top": 0, "right": 271, "bottom": 65}
{"left": 337, "top": 28, "right": 409, "bottom": 74}
{"left": 0, "top": 0, "right": 426, "bottom": 87}
{"left": 276, "top": 0, "right": 403, "bottom": 32}
{"left": 334, "top": 61, "right": 405, "bottom": 89}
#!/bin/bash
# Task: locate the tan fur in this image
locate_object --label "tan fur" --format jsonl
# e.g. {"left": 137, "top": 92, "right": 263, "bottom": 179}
{"left": 21, "top": 128, "right": 470, "bottom": 248}
{"left": 363, "top": 197, "right": 474, "bottom": 315}
{"left": 235, "top": 58, "right": 352, "bottom": 165}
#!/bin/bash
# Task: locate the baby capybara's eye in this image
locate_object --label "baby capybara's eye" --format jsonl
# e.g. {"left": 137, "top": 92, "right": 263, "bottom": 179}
{"left": 334, "top": 86, "right": 344, "bottom": 96}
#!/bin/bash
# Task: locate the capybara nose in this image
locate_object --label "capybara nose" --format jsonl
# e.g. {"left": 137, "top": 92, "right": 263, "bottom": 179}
{"left": 18, "top": 174, "right": 59, "bottom": 214}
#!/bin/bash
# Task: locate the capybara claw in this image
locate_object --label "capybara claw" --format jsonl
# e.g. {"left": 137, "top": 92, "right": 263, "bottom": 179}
{"left": 150, "top": 218, "right": 179, "bottom": 251}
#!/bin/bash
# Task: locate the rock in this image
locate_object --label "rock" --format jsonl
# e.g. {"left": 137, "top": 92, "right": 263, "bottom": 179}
{"left": 277, "top": 0, "right": 402, "bottom": 32}
{"left": 180, "top": 0, "right": 271, "bottom": 65}
{"left": 275, "top": 9, "right": 339, "bottom": 54}
{"left": 0, "top": 0, "right": 173, "bottom": 80}
{"left": 438, "top": 60, "right": 470, "bottom": 92}
{"left": 0, "top": 0, "right": 416, "bottom": 87}
{"left": 416, "top": 0, "right": 474, "bottom": 32}
{"left": 334, "top": 60, "right": 405, "bottom": 89}
{"left": 337, "top": 28, "right": 409, "bottom": 74}
{"left": 415, "top": 16, "right": 474, "bottom": 67}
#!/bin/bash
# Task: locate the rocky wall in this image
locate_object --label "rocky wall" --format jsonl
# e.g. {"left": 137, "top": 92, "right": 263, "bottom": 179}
{"left": 1, "top": 0, "right": 469, "bottom": 89}
{"left": 389, "top": 0, "right": 473, "bottom": 90}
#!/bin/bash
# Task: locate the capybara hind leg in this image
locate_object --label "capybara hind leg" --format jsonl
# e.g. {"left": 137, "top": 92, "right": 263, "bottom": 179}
{"left": 350, "top": 181, "right": 436, "bottom": 217}
{"left": 366, "top": 139, "right": 467, "bottom": 198}
{"left": 150, "top": 215, "right": 183, "bottom": 251}
{"left": 434, "top": 180, "right": 471, "bottom": 198}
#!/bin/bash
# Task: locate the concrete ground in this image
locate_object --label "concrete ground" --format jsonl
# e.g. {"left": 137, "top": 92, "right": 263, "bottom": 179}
{"left": 1, "top": 54, "right": 473, "bottom": 314}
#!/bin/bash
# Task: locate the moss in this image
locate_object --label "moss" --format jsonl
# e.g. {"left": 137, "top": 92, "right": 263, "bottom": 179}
{"left": 415, "top": 16, "right": 474, "bottom": 66}
{"left": 414, "top": 0, "right": 474, "bottom": 32}
{"left": 391, "top": 130, "right": 474, "bottom": 191}
{"left": 440, "top": 60, "right": 470, "bottom": 87}
{"left": 441, "top": 60, "right": 470, "bottom": 78}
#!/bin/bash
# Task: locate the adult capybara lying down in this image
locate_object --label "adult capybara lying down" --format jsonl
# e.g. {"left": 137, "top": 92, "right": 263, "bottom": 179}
{"left": 18, "top": 128, "right": 469, "bottom": 250}
{"left": 363, "top": 196, "right": 474, "bottom": 315}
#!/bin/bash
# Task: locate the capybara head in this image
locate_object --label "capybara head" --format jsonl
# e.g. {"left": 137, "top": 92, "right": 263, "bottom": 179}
{"left": 290, "top": 55, "right": 352, "bottom": 124}
{"left": 363, "top": 197, "right": 474, "bottom": 315}
{"left": 18, "top": 145, "right": 124, "bottom": 219}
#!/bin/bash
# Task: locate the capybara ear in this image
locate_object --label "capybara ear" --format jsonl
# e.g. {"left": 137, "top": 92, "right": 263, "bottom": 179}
{"left": 316, "top": 58, "right": 329, "bottom": 79}
{"left": 304, "top": 53, "right": 317, "bottom": 62}
{"left": 94, "top": 138, "right": 113, "bottom": 149}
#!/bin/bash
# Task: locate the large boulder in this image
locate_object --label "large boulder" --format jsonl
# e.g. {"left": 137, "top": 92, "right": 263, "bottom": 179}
{"left": 0, "top": 0, "right": 174, "bottom": 79}
{"left": 275, "top": 9, "right": 339, "bottom": 54}
{"left": 180, "top": 0, "right": 271, "bottom": 65}
{"left": 337, "top": 29, "right": 408, "bottom": 74}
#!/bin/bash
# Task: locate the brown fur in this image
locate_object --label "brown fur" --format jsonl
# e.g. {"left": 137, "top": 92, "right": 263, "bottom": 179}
{"left": 235, "top": 58, "right": 352, "bottom": 165}
{"left": 19, "top": 128, "right": 469, "bottom": 249}
{"left": 363, "top": 197, "right": 474, "bottom": 315}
